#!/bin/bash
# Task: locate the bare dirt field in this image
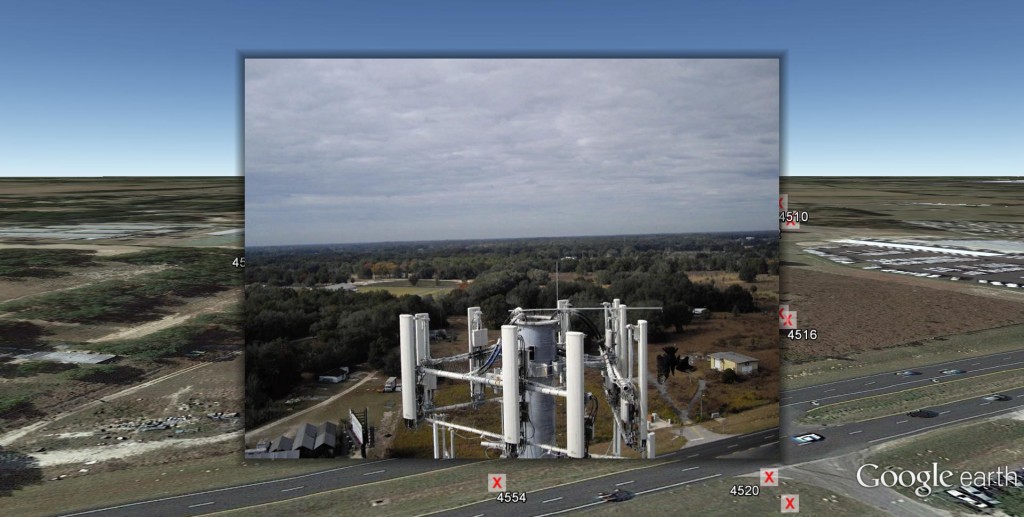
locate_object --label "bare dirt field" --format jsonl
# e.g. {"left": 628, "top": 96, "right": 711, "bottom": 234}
{"left": 781, "top": 267, "right": 1024, "bottom": 363}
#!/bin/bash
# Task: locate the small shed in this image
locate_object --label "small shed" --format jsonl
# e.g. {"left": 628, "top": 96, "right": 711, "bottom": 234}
{"left": 708, "top": 352, "right": 759, "bottom": 375}
{"left": 318, "top": 367, "right": 349, "bottom": 384}
{"left": 692, "top": 308, "right": 710, "bottom": 320}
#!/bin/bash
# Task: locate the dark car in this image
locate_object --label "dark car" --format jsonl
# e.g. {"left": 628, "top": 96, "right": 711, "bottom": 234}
{"left": 982, "top": 394, "right": 1011, "bottom": 402}
{"left": 907, "top": 409, "right": 939, "bottom": 418}
{"left": 895, "top": 370, "right": 921, "bottom": 376}
{"left": 597, "top": 489, "right": 635, "bottom": 502}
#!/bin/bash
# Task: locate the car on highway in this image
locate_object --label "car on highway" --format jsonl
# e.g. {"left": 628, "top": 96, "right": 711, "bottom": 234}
{"left": 907, "top": 409, "right": 939, "bottom": 418}
{"left": 939, "top": 369, "right": 966, "bottom": 375}
{"left": 982, "top": 394, "right": 1011, "bottom": 402}
{"left": 596, "top": 489, "right": 635, "bottom": 502}
{"left": 895, "top": 370, "right": 921, "bottom": 376}
{"left": 791, "top": 433, "right": 825, "bottom": 444}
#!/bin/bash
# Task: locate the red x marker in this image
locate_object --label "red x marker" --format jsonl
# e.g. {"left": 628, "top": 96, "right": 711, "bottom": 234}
{"left": 765, "top": 471, "right": 775, "bottom": 483}
{"left": 488, "top": 473, "right": 507, "bottom": 492}
{"left": 760, "top": 467, "right": 779, "bottom": 487}
{"left": 781, "top": 494, "right": 800, "bottom": 513}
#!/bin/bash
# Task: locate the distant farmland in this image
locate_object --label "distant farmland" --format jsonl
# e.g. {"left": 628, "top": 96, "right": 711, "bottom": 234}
{"left": 358, "top": 279, "right": 462, "bottom": 297}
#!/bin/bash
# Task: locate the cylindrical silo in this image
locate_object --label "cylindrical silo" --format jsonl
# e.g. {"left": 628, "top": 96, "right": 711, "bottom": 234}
{"left": 518, "top": 316, "right": 559, "bottom": 458}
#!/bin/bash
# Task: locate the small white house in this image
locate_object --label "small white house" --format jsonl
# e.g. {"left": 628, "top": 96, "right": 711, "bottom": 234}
{"left": 318, "top": 367, "right": 349, "bottom": 384}
{"left": 708, "top": 352, "right": 759, "bottom": 375}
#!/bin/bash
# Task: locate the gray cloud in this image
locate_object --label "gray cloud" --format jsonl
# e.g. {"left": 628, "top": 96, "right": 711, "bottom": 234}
{"left": 245, "top": 58, "right": 779, "bottom": 246}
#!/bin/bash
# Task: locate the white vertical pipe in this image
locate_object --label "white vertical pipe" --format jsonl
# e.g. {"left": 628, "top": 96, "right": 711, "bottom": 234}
{"left": 618, "top": 304, "right": 628, "bottom": 373}
{"left": 566, "top": 331, "right": 585, "bottom": 458}
{"left": 638, "top": 320, "right": 649, "bottom": 440}
{"left": 557, "top": 299, "right": 570, "bottom": 345}
{"left": 415, "top": 313, "right": 428, "bottom": 362}
{"left": 399, "top": 314, "right": 417, "bottom": 422}
{"left": 432, "top": 419, "right": 440, "bottom": 459}
{"left": 501, "top": 325, "right": 520, "bottom": 448}
{"left": 626, "top": 325, "right": 633, "bottom": 382}
{"left": 468, "top": 307, "right": 481, "bottom": 400}
{"left": 450, "top": 428, "right": 456, "bottom": 459}
{"left": 647, "top": 431, "right": 656, "bottom": 459}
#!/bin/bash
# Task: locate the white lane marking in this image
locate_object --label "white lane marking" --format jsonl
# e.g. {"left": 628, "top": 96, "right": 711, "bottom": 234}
{"left": 634, "top": 474, "right": 723, "bottom": 496}
{"left": 764, "top": 435, "right": 775, "bottom": 440}
{"left": 280, "top": 486, "right": 304, "bottom": 492}
{"left": 760, "top": 441, "right": 779, "bottom": 448}
{"left": 681, "top": 466, "right": 701, "bottom": 472}
{"left": 542, "top": 497, "right": 563, "bottom": 504}
{"left": 532, "top": 501, "right": 604, "bottom": 516}
{"left": 615, "top": 480, "right": 635, "bottom": 486}
{"left": 727, "top": 444, "right": 739, "bottom": 449}
{"left": 896, "top": 420, "right": 908, "bottom": 424}
{"left": 362, "top": 469, "right": 386, "bottom": 476}
{"left": 687, "top": 454, "right": 700, "bottom": 458}
{"left": 824, "top": 389, "right": 836, "bottom": 393}
{"left": 782, "top": 360, "right": 1024, "bottom": 407}
{"left": 869, "top": 404, "right": 1024, "bottom": 443}
{"left": 849, "top": 430, "right": 863, "bottom": 435}
{"left": 781, "top": 349, "right": 1024, "bottom": 393}
{"left": 187, "top": 502, "right": 215, "bottom": 508}
{"left": 980, "top": 402, "right": 991, "bottom": 406}
{"left": 972, "top": 363, "right": 981, "bottom": 366}
{"left": 60, "top": 459, "right": 397, "bottom": 516}
{"left": 939, "top": 411, "right": 951, "bottom": 415}
{"left": 865, "top": 382, "right": 876, "bottom": 386}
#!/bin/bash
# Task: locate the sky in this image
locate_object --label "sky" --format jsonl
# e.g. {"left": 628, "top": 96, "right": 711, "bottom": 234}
{"left": 245, "top": 58, "right": 779, "bottom": 245}
{"left": 0, "top": 1, "right": 1021, "bottom": 180}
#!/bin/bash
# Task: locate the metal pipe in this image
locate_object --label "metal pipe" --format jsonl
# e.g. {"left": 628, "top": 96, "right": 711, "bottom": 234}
{"left": 399, "top": 314, "right": 417, "bottom": 422}
{"left": 432, "top": 419, "right": 440, "bottom": 459}
{"left": 626, "top": 324, "right": 633, "bottom": 382}
{"left": 618, "top": 304, "right": 628, "bottom": 375}
{"left": 421, "top": 367, "right": 567, "bottom": 398}
{"left": 501, "top": 325, "right": 520, "bottom": 448}
{"left": 566, "top": 331, "right": 585, "bottom": 458}
{"left": 426, "top": 417, "right": 503, "bottom": 441}
{"left": 467, "top": 307, "right": 482, "bottom": 400}
{"left": 450, "top": 428, "right": 456, "bottom": 459}
{"left": 638, "top": 320, "right": 649, "bottom": 440}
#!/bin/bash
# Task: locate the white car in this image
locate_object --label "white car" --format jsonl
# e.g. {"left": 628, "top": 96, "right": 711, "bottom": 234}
{"left": 792, "top": 433, "right": 824, "bottom": 444}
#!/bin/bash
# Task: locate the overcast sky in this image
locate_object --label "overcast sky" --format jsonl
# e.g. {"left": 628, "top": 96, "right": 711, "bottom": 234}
{"left": 245, "top": 59, "right": 778, "bottom": 246}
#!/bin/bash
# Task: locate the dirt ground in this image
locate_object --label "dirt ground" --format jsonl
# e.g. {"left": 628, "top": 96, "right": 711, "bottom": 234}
{"left": 781, "top": 266, "right": 1024, "bottom": 362}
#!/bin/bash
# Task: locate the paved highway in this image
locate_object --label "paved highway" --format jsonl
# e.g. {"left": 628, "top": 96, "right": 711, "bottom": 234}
{"left": 58, "top": 429, "right": 778, "bottom": 517}
{"left": 60, "top": 348, "right": 1023, "bottom": 517}
{"left": 781, "top": 348, "right": 1024, "bottom": 463}
{"left": 431, "top": 429, "right": 779, "bottom": 517}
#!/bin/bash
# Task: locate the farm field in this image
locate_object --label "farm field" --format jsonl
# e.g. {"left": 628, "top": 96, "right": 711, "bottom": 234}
{"left": 0, "top": 177, "right": 244, "bottom": 504}
{"left": 781, "top": 177, "right": 1024, "bottom": 369}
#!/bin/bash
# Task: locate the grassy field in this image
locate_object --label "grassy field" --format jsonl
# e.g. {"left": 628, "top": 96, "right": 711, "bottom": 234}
{"left": 868, "top": 418, "right": 1024, "bottom": 515}
{"left": 358, "top": 279, "right": 460, "bottom": 298}
{"left": 0, "top": 450, "right": 333, "bottom": 516}
{"left": 802, "top": 369, "right": 1024, "bottom": 425}
{"left": 785, "top": 324, "right": 1024, "bottom": 390}
{"left": 246, "top": 373, "right": 399, "bottom": 451}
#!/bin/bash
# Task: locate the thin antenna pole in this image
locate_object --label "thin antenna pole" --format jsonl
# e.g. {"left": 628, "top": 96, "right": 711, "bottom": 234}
{"left": 555, "top": 259, "right": 559, "bottom": 301}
